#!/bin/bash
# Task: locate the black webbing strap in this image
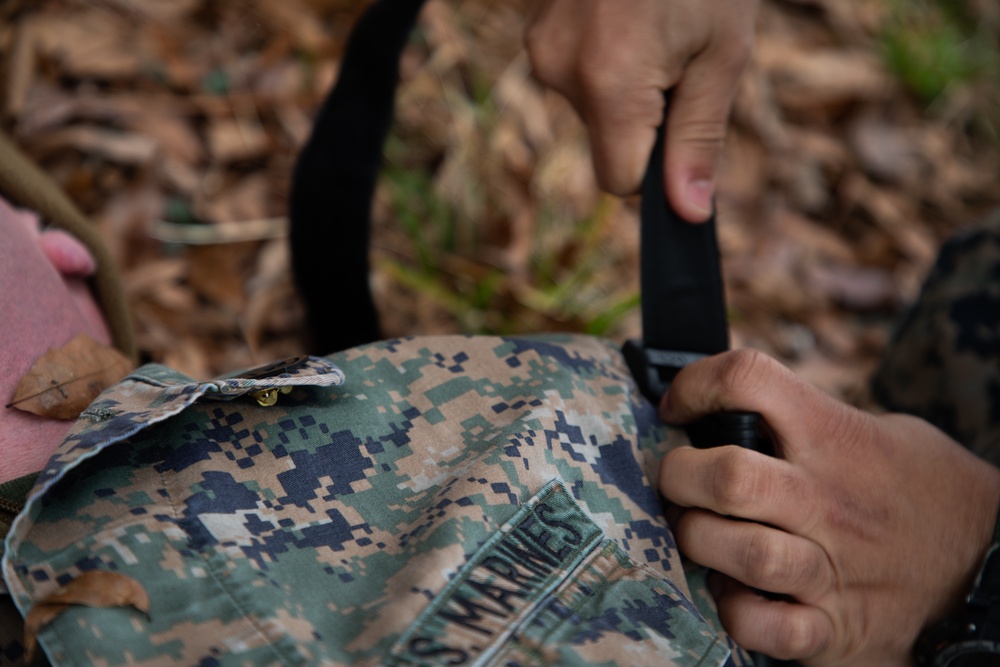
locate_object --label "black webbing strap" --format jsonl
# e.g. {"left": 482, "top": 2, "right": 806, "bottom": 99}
{"left": 623, "top": 94, "right": 728, "bottom": 403}
{"left": 639, "top": 100, "right": 729, "bottom": 358}
{"left": 623, "top": 96, "right": 769, "bottom": 455}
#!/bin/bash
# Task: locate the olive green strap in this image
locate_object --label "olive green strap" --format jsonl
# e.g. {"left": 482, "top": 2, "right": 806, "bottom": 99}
{"left": 0, "top": 130, "right": 136, "bottom": 363}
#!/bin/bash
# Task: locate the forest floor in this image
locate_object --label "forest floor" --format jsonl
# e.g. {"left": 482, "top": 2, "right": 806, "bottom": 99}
{"left": 2, "top": 0, "right": 999, "bottom": 407}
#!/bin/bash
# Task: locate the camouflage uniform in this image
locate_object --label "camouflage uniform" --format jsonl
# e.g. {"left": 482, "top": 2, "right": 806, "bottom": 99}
{"left": 2, "top": 335, "right": 752, "bottom": 667}
{"left": 873, "top": 210, "right": 1000, "bottom": 466}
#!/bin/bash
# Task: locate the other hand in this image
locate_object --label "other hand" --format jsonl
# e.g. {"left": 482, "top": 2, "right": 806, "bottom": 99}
{"left": 659, "top": 349, "right": 1000, "bottom": 666}
{"left": 524, "top": 0, "right": 758, "bottom": 222}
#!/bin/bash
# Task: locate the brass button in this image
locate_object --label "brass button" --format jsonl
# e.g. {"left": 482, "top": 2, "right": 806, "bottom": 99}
{"left": 251, "top": 388, "right": 279, "bottom": 407}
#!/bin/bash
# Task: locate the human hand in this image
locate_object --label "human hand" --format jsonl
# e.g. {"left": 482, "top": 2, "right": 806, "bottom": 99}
{"left": 658, "top": 349, "right": 1000, "bottom": 666}
{"left": 524, "top": 0, "right": 758, "bottom": 222}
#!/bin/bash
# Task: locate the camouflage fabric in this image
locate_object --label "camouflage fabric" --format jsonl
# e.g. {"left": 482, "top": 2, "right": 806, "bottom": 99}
{"left": 873, "top": 210, "right": 1000, "bottom": 465}
{"left": 2, "top": 334, "right": 751, "bottom": 667}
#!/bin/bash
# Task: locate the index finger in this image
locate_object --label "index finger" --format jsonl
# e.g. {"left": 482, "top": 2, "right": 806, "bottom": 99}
{"left": 660, "top": 349, "right": 860, "bottom": 459}
{"left": 660, "top": 445, "right": 818, "bottom": 535}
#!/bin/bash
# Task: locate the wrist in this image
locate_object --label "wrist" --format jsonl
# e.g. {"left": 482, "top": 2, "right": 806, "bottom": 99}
{"left": 948, "top": 463, "right": 1000, "bottom": 616}
{"left": 969, "top": 465, "right": 1000, "bottom": 600}
{"left": 914, "top": 464, "right": 1000, "bottom": 666}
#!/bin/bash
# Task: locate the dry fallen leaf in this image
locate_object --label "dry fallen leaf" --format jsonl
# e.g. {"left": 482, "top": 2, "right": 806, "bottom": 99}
{"left": 4, "top": 0, "right": 1000, "bottom": 405}
{"left": 31, "top": 126, "right": 159, "bottom": 166}
{"left": 24, "top": 571, "right": 149, "bottom": 663}
{"left": 206, "top": 117, "right": 269, "bottom": 163}
{"left": 6, "top": 334, "right": 134, "bottom": 420}
{"left": 30, "top": 11, "right": 144, "bottom": 80}
{"left": 757, "top": 43, "right": 892, "bottom": 109}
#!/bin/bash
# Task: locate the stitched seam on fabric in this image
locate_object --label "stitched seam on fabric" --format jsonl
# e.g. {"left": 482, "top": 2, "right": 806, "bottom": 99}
{"left": 692, "top": 638, "right": 730, "bottom": 667}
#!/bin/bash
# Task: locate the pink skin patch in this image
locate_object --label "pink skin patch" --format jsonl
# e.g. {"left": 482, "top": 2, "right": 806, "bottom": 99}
{"left": 38, "top": 229, "right": 98, "bottom": 277}
{"left": 0, "top": 195, "right": 111, "bottom": 482}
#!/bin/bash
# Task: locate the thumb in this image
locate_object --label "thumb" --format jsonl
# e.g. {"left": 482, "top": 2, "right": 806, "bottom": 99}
{"left": 665, "top": 48, "right": 748, "bottom": 223}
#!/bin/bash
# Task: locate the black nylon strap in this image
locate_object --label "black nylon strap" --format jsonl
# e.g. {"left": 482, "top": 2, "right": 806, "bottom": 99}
{"left": 630, "top": 112, "right": 788, "bottom": 666}
{"left": 623, "top": 94, "right": 729, "bottom": 404}
{"left": 622, "top": 97, "right": 769, "bottom": 457}
{"left": 638, "top": 98, "right": 729, "bottom": 358}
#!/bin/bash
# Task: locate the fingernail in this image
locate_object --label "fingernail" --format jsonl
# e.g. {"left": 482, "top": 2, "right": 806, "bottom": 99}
{"left": 686, "top": 179, "right": 714, "bottom": 218}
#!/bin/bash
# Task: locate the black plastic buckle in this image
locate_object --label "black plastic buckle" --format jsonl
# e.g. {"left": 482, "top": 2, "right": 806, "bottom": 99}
{"left": 623, "top": 339, "right": 770, "bottom": 454}
{"left": 623, "top": 339, "right": 702, "bottom": 403}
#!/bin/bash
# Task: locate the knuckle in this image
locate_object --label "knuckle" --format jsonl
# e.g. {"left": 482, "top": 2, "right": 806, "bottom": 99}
{"left": 524, "top": 38, "right": 560, "bottom": 87}
{"left": 789, "top": 548, "right": 828, "bottom": 595}
{"left": 712, "top": 7, "right": 757, "bottom": 70}
{"left": 576, "top": 45, "right": 656, "bottom": 108}
{"left": 575, "top": 55, "right": 621, "bottom": 102}
{"left": 743, "top": 531, "right": 786, "bottom": 588}
{"left": 712, "top": 446, "right": 759, "bottom": 514}
{"left": 672, "top": 117, "right": 728, "bottom": 146}
{"left": 715, "top": 349, "right": 771, "bottom": 402}
{"left": 777, "top": 614, "right": 826, "bottom": 659}
{"left": 747, "top": 536, "right": 826, "bottom": 595}
{"left": 718, "top": 29, "right": 754, "bottom": 72}
{"left": 671, "top": 126, "right": 727, "bottom": 163}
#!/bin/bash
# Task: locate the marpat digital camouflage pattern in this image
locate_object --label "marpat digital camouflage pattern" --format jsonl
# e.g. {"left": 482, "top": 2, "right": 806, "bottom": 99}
{"left": 874, "top": 210, "right": 1000, "bottom": 465}
{"left": 2, "top": 335, "right": 751, "bottom": 666}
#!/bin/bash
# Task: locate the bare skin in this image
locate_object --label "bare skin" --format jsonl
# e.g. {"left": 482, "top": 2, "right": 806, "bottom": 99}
{"left": 524, "top": 0, "right": 759, "bottom": 222}
{"left": 659, "top": 349, "right": 1000, "bottom": 666}
{"left": 0, "top": 196, "right": 110, "bottom": 483}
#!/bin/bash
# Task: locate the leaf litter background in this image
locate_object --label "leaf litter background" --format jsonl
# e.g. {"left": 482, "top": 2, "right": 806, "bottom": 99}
{"left": 2, "top": 0, "right": 999, "bottom": 408}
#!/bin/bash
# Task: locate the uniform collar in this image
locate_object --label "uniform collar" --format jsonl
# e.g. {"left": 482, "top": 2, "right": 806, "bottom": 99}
{"left": 9, "top": 356, "right": 345, "bottom": 537}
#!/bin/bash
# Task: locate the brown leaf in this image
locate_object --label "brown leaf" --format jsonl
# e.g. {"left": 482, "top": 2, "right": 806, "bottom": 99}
{"left": 849, "top": 114, "right": 923, "bottom": 185}
{"left": 206, "top": 117, "right": 269, "bottom": 163}
{"left": 24, "top": 572, "right": 149, "bottom": 663}
{"left": 805, "top": 262, "right": 898, "bottom": 311}
{"left": 186, "top": 242, "right": 256, "bottom": 310}
{"left": 6, "top": 334, "right": 134, "bottom": 420}
{"left": 195, "top": 174, "right": 272, "bottom": 225}
{"left": 31, "top": 11, "right": 145, "bottom": 80}
{"left": 31, "top": 126, "right": 159, "bottom": 166}
{"left": 251, "top": 0, "right": 331, "bottom": 53}
{"left": 757, "top": 43, "right": 892, "bottom": 109}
